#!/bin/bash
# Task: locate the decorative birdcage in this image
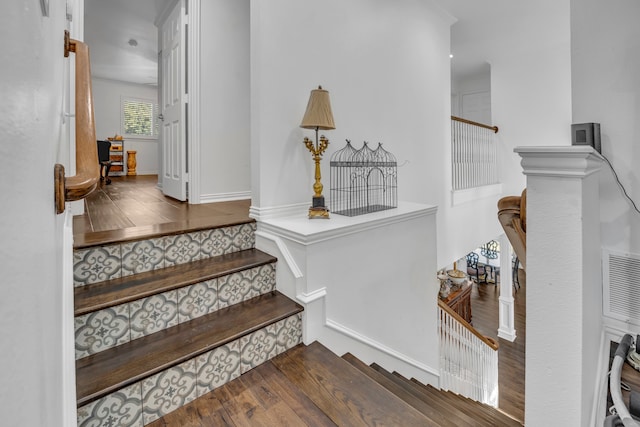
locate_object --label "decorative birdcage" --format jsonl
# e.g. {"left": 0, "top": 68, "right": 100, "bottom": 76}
{"left": 330, "top": 140, "right": 397, "bottom": 217}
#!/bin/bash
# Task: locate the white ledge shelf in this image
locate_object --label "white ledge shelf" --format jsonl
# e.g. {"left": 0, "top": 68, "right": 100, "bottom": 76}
{"left": 258, "top": 201, "right": 437, "bottom": 245}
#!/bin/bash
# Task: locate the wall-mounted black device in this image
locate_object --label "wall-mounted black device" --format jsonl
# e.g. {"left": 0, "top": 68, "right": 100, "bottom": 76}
{"left": 571, "top": 122, "right": 601, "bottom": 153}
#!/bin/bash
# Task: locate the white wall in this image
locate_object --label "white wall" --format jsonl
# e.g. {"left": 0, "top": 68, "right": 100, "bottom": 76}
{"left": 451, "top": 64, "right": 491, "bottom": 123}
{"left": 92, "top": 77, "right": 159, "bottom": 175}
{"left": 198, "top": 0, "right": 251, "bottom": 202}
{"left": 491, "top": 42, "right": 573, "bottom": 197}
{"left": 250, "top": 0, "right": 452, "bottom": 212}
{"left": 435, "top": 1, "right": 572, "bottom": 269}
{"left": 571, "top": 0, "right": 640, "bottom": 256}
{"left": 0, "top": 2, "right": 68, "bottom": 425}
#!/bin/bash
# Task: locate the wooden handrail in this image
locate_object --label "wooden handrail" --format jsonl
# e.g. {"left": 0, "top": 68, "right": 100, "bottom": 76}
{"left": 451, "top": 115, "right": 499, "bottom": 133}
{"left": 438, "top": 299, "right": 499, "bottom": 351}
{"left": 55, "top": 31, "right": 99, "bottom": 214}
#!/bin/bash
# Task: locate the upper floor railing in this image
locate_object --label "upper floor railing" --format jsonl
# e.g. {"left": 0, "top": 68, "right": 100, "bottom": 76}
{"left": 438, "top": 299, "right": 499, "bottom": 407}
{"left": 451, "top": 116, "right": 499, "bottom": 191}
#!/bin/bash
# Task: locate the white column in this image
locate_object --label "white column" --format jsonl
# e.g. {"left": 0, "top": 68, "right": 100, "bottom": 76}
{"left": 497, "top": 233, "right": 516, "bottom": 341}
{"left": 517, "top": 146, "right": 603, "bottom": 426}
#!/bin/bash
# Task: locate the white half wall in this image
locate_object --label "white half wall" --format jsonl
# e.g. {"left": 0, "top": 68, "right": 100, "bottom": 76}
{"left": 256, "top": 202, "right": 440, "bottom": 385}
{"left": 92, "top": 77, "right": 159, "bottom": 175}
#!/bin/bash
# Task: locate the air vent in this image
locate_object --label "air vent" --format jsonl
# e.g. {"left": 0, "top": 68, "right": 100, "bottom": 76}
{"left": 603, "top": 249, "right": 640, "bottom": 325}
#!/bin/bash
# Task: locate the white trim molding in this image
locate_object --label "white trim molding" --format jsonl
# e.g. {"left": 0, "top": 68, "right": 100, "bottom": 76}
{"left": 249, "top": 202, "right": 309, "bottom": 221}
{"left": 515, "top": 145, "right": 603, "bottom": 178}
{"left": 297, "top": 287, "right": 327, "bottom": 304}
{"left": 258, "top": 202, "right": 438, "bottom": 246}
{"left": 186, "top": 0, "right": 201, "bottom": 204}
{"left": 200, "top": 191, "right": 251, "bottom": 204}
{"left": 254, "top": 230, "right": 303, "bottom": 279}
{"left": 326, "top": 318, "right": 440, "bottom": 379}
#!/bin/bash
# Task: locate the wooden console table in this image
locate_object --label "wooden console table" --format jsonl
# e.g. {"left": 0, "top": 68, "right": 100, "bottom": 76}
{"left": 440, "top": 282, "right": 472, "bottom": 324}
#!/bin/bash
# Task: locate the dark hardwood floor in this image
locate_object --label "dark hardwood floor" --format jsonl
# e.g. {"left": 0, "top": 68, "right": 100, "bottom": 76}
{"left": 73, "top": 176, "right": 527, "bottom": 424}
{"left": 72, "top": 175, "right": 251, "bottom": 248}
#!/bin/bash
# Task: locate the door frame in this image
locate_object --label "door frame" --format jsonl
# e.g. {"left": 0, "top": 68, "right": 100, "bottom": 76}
{"left": 186, "top": 0, "right": 201, "bottom": 203}
{"left": 156, "top": 0, "right": 201, "bottom": 203}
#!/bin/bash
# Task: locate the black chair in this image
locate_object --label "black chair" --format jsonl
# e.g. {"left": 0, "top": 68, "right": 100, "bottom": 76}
{"left": 480, "top": 240, "right": 499, "bottom": 264}
{"left": 97, "top": 140, "right": 112, "bottom": 184}
{"left": 466, "top": 252, "right": 486, "bottom": 283}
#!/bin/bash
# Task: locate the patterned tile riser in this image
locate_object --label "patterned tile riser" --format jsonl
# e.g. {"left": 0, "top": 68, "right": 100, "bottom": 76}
{"left": 76, "top": 313, "right": 303, "bottom": 427}
{"left": 75, "top": 263, "right": 276, "bottom": 359}
{"left": 73, "top": 223, "right": 257, "bottom": 287}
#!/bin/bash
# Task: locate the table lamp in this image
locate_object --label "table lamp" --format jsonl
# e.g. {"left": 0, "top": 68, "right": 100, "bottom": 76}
{"left": 300, "top": 86, "right": 335, "bottom": 219}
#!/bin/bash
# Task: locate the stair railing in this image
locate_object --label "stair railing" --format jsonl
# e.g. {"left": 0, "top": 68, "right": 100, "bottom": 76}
{"left": 438, "top": 299, "right": 499, "bottom": 407}
{"left": 55, "top": 31, "right": 99, "bottom": 214}
{"left": 451, "top": 116, "right": 499, "bottom": 191}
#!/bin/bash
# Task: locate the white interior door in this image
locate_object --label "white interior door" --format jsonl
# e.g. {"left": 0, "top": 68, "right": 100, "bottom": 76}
{"left": 160, "top": 0, "right": 187, "bottom": 201}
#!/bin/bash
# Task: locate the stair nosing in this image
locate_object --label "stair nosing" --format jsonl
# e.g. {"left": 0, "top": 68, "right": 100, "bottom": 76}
{"left": 76, "top": 290, "right": 302, "bottom": 408}
{"left": 74, "top": 248, "right": 276, "bottom": 317}
{"left": 74, "top": 217, "right": 256, "bottom": 250}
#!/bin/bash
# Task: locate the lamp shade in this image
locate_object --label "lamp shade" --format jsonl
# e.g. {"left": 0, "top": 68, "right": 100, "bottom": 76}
{"left": 300, "top": 86, "right": 335, "bottom": 130}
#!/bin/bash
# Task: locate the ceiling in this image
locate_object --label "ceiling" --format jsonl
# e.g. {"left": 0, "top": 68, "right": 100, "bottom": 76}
{"left": 84, "top": 1, "right": 549, "bottom": 86}
{"left": 84, "top": 0, "right": 174, "bottom": 85}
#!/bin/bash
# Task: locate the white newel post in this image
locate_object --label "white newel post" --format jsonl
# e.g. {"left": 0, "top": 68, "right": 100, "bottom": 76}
{"left": 498, "top": 233, "right": 516, "bottom": 341}
{"left": 516, "top": 146, "right": 603, "bottom": 426}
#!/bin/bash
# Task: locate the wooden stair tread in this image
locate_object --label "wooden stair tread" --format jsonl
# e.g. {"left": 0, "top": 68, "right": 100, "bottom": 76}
{"left": 146, "top": 358, "right": 341, "bottom": 427}
{"left": 76, "top": 291, "right": 302, "bottom": 407}
{"left": 406, "top": 377, "right": 523, "bottom": 426}
{"left": 271, "top": 341, "right": 437, "bottom": 426}
{"left": 74, "top": 248, "right": 276, "bottom": 316}
{"left": 341, "top": 353, "right": 458, "bottom": 426}
{"left": 74, "top": 216, "right": 254, "bottom": 249}
{"left": 370, "top": 363, "right": 520, "bottom": 427}
{"left": 368, "top": 362, "right": 483, "bottom": 426}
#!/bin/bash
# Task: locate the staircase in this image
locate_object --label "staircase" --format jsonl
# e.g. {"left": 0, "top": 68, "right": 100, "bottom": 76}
{"left": 146, "top": 341, "right": 523, "bottom": 426}
{"left": 73, "top": 215, "right": 522, "bottom": 426}
{"left": 73, "top": 219, "right": 304, "bottom": 426}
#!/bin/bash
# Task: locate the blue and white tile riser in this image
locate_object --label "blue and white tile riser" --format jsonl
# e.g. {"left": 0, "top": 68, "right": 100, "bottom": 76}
{"left": 76, "top": 313, "right": 303, "bottom": 427}
{"left": 73, "top": 223, "right": 256, "bottom": 287}
{"left": 75, "top": 263, "right": 276, "bottom": 359}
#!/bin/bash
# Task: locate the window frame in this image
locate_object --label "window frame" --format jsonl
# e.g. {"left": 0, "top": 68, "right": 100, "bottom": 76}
{"left": 120, "top": 96, "right": 159, "bottom": 140}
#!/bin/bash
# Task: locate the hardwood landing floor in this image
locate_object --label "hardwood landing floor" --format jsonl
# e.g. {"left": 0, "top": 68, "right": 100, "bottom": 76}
{"left": 73, "top": 175, "right": 251, "bottom": 247}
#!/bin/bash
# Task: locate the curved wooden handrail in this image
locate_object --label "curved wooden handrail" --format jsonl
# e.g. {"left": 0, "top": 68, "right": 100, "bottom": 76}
{"left": 55, "top": 31, "right": 99, "bottom": 214}
{"left": 438, "top": 299, "right": 499, "bottom": 351}
{"left": 451, "top": 115, "right": 499, "bottom": 133}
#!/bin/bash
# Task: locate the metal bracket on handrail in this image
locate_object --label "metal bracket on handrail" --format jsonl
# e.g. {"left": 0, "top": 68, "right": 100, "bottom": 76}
{"left": 55, "top": 30, "right": 99, "bottom": 214}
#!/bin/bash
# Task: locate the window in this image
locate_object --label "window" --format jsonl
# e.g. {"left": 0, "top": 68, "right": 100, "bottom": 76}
{"left": 122, "top": 97, "right": 158, "bottom": 138}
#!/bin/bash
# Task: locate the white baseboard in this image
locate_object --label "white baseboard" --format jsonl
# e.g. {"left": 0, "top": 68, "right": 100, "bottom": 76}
{"left": 200, "top": 191, "right": 251, "bottom": 203}
{"left": 249, "top": 202, "right": 308, "bottom": 221}
{"left": 325, "top": 318, "right": 440, "bottom": 379}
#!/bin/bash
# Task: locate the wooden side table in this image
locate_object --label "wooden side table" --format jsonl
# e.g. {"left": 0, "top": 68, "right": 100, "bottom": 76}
{"left": 440, "top": 281, "right": 472, "bottom": 324}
